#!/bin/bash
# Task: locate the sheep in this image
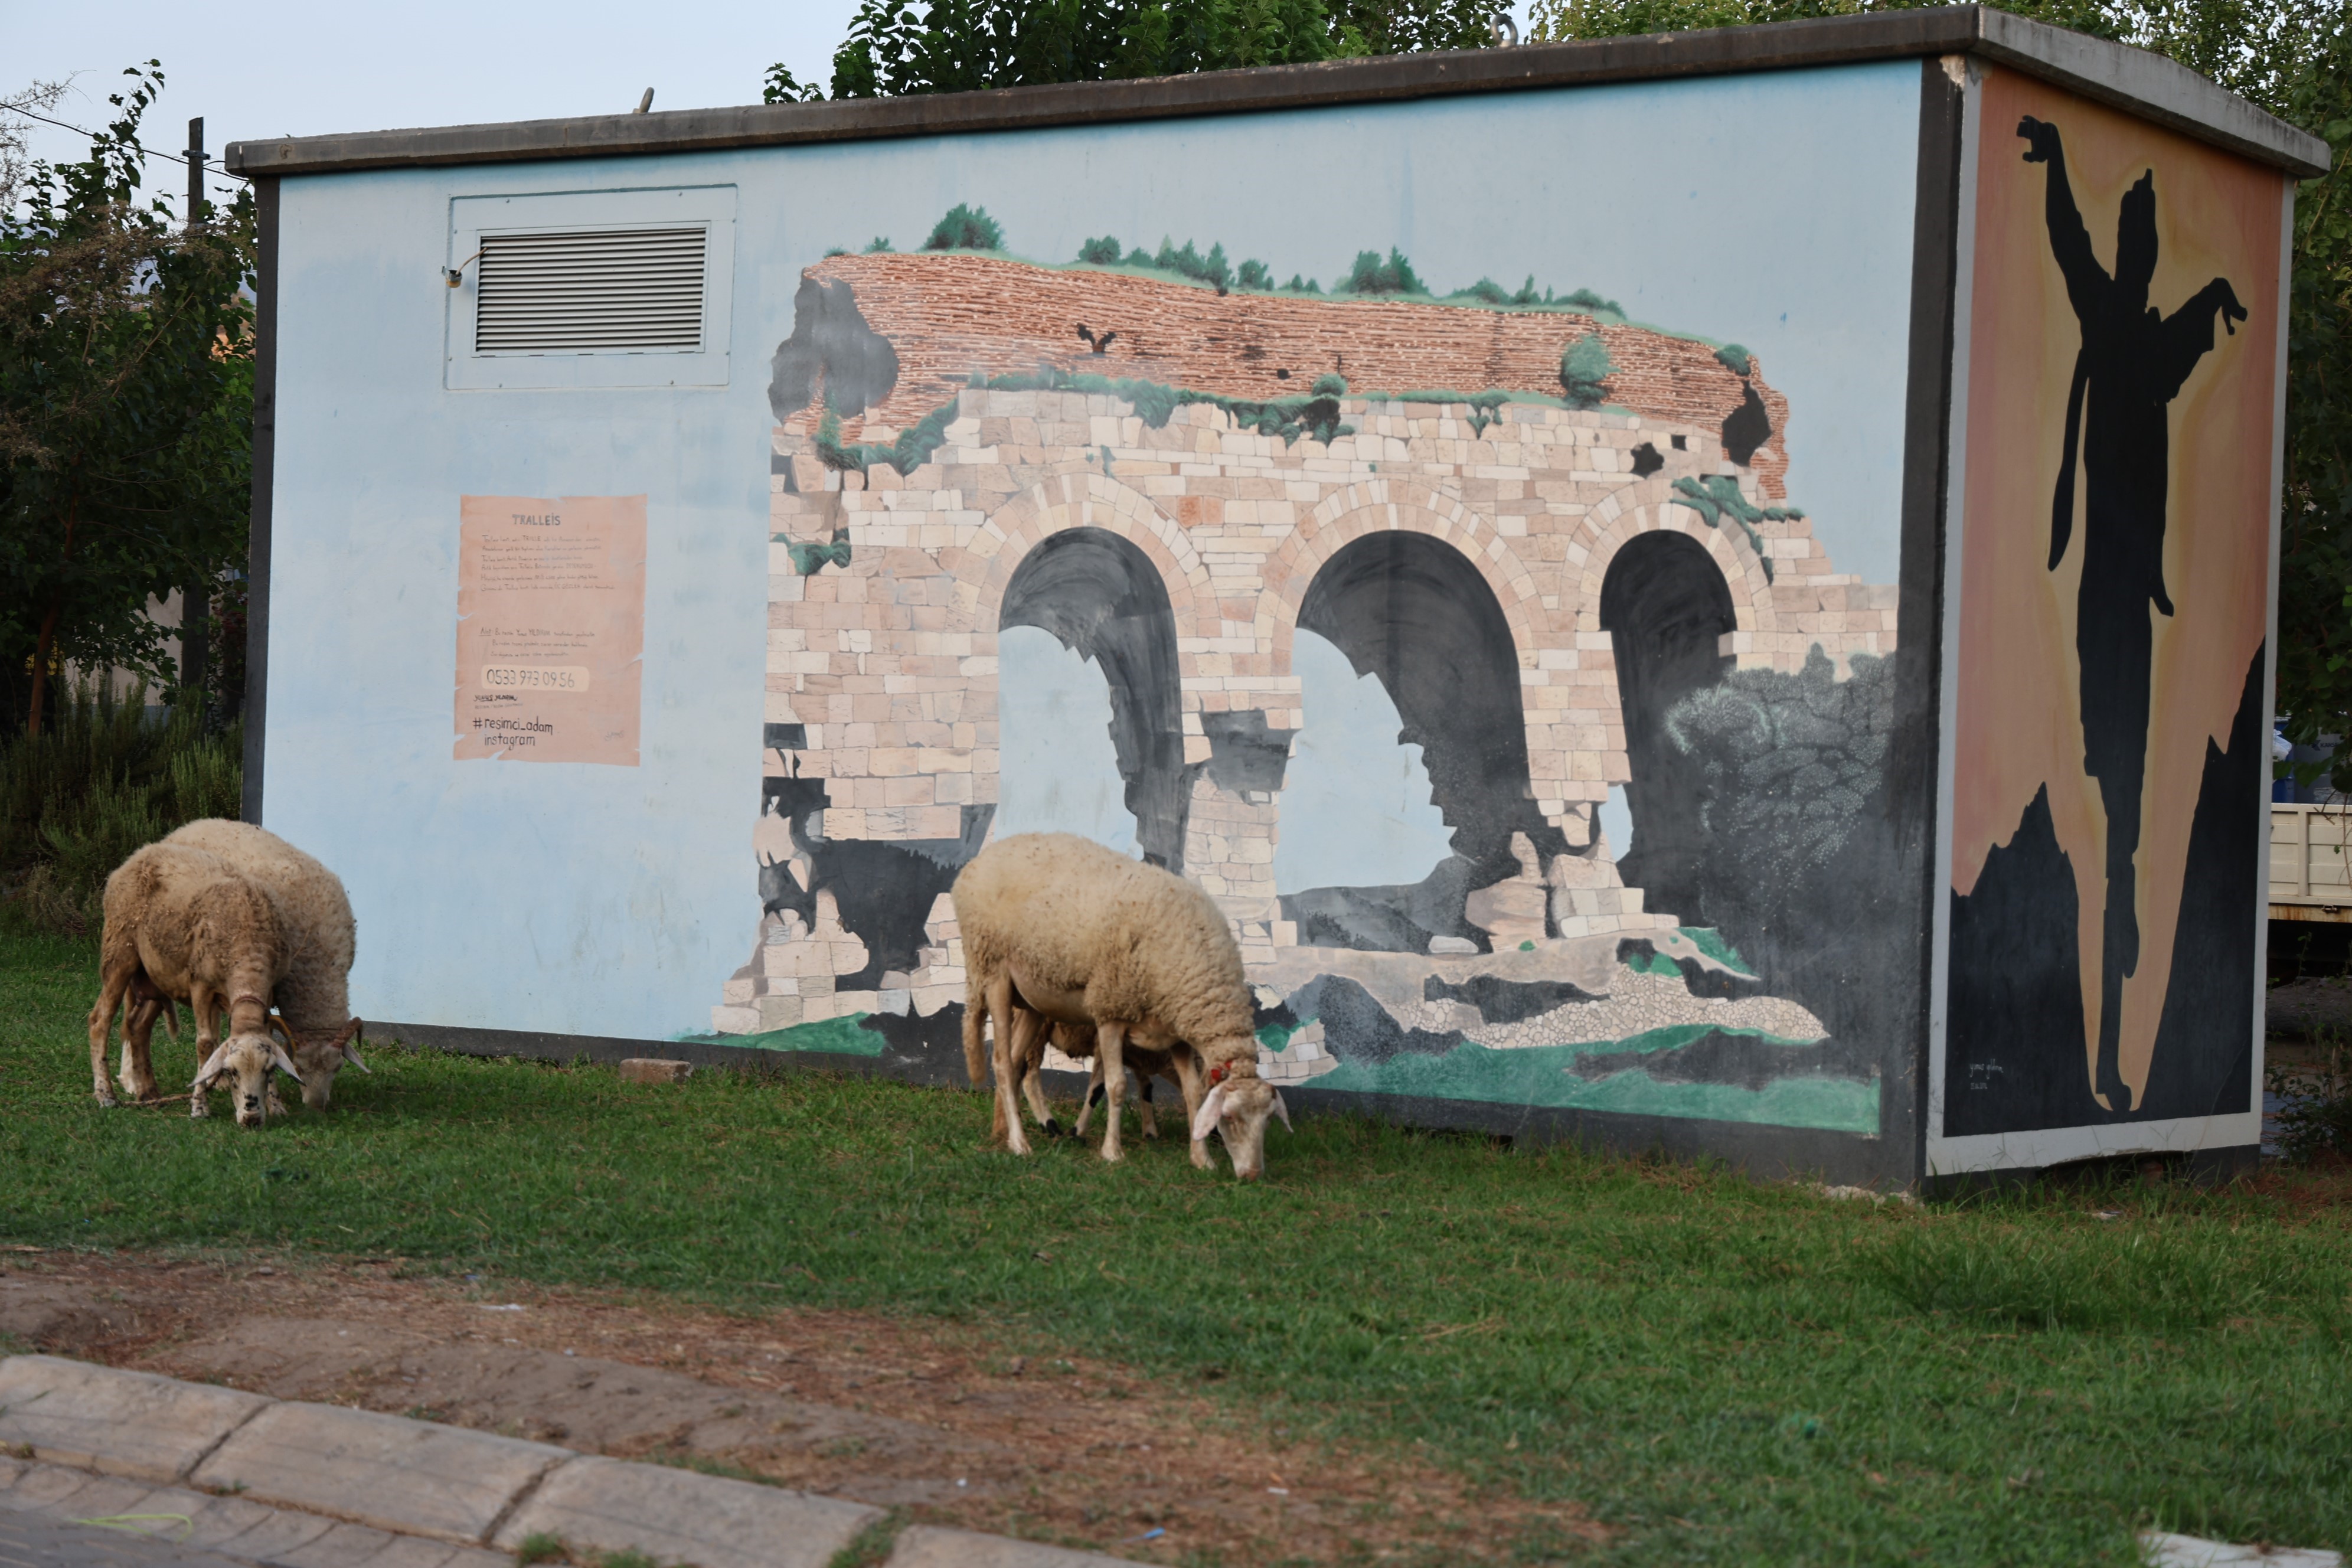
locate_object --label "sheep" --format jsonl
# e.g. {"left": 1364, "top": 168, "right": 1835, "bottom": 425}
{"left": 164, "top": 820, "right": 365, "bottom": 1109}
{"left": 986, "top": 1014, "right": 1089, "bottom": 1145}
{"left": 953, "top": 832, "right": 1289, "bottom": 1177}
{"left": 88, "top": 841, "right": 304, "bottom": 1129}
{"left": 1074, "top": 1041, "right": 1187, "bottom": 1143}
{"left": 981, "top": 1017, "right": 1180, "bottom": 1145}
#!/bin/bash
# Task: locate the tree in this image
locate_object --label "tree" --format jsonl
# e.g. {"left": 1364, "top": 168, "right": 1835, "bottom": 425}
{"left": 769, "top": 0, "right": 1505, "bottom": 102}
{"left": 1536, "top": 0, "right": 2352, "bottom": 787}
{"left": 0, "top": 64, "right": 256, "bottom": 736}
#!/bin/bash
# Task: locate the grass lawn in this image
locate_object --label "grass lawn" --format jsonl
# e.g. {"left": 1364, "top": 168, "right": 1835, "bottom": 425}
{"left": 4, "top": 919, "right": 2349, "bottom": 1566}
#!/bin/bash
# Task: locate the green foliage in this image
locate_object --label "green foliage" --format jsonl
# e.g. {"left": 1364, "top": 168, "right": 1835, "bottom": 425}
{"left": 921, "top": 202, "right": 1004, "bottom": 251}
{"left": 1075, "top": 233, "right": 1125, "bottom": 264}
{"left": 864, "top": 236, "right": 893, "bottom": 253}
{"left": 1669, "top": 472, "right": 1805, "bottom": 576}
{"left": 814, "top": 391, "right": 967, "bottom": 476}
{"left": 783, "top": 530, "right": 854, "bottom": 575}
{"left": 0, "top": 677, "right": 243, "bottom": 935}
{"left": 1453, "top": 275, "right": 1512, "bottom": 304}
{"left": 1558, "top": 286, "right": 1624, "bottom": 318}
{"left": 512, "top": 1534, "right": 569, "bottom": 1568}
{"left": 808, "top": 0, "right": 1500, "bottom": 100}
{"left": 816, "top": 364, "right": 1355, "bottom": 479}
{"left": 824, "top": 1511, "right": 910, "bottom": 1568}
{"left": 1335, "top": 245, "right": 1424, "bottom": 294}
{"left": 2268, "top": 1040, "right": 2352, "bottom": 1163}
{"left": 3, "top": 928, "right": 2351, "bottom": 1563}
{"left": 1149, "top": 234, "right": 1232, "bottom": 289}
{"left": 762, "top": 63, "right": 827, "bottom": 103}
{"left": 1559, "top": 329, "right": 1615, "bottom": 410}
{"left": 1234, "top": 256, "right": 1273, "bottom": 289}
{"left": 1715, "top": 341, "right": 1753, "bottom": 375}
{"left": 1280, "top": 272, "right": 1324, "bottom": 293}
{"left": 1387, "top": 387, "right": 1515, "bottom": 435}
{"left": 1, "top": 63, "right": 256, "bottom": 736}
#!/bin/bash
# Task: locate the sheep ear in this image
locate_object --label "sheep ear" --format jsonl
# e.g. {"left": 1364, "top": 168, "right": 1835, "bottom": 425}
{"left": 193, "top": 1042, "right": 231, "bottom": 1089}
{"left": 1272, "top": 1091, "right": 1293, "bottom": 1133}
{"left": 269, "top": 1041, "right": 305, "bottom": 1084}
{"left": 1191, "top": 1084, "right": 1228, "bottom": 1143}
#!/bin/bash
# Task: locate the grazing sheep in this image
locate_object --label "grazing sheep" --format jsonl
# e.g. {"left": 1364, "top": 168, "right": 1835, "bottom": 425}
{"left": 165, "top": 820, "right": 365, "bottom": 1109}
{"left": 988, "top": 1015, "right": 1089, "bottom": 1145}
{"left": 980, "top": 1017, "right": 1177, "bottom": 1145}
{"left": 953, "top": 832, "right": 1289, "bottom": 1177}
{"left": 1074, "top": 1041, "right": 1187, "bottom": 1143}
{"left": 88, "top": 842, "right": 304, "bottom": 1128}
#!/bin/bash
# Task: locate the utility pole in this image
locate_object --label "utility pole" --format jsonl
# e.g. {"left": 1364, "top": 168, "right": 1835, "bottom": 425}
{"left": 181, "top": 115, "right": 210, "bottom": 727}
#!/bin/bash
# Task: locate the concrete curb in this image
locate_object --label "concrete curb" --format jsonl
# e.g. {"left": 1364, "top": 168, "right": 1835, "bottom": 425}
{"left": 0, "top": 1355, "right": 1133, "bottom": 1567}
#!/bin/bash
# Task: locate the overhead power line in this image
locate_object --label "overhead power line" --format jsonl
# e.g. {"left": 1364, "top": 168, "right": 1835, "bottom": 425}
{"left": 1, "top": 102, "right": 251, "bottom": 197}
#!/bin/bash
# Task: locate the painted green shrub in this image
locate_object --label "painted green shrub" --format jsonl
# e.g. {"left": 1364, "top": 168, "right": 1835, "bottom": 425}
{"left": 1076, "top": 234, "right": 1125, "bottom": 265}
{"left": 1559, "top": 331, "right": 1615, "bottom": 410}
{"left": 1715, "top": 342, "right": 1753, "bottom": 375}
{"left": 922, "top": 204, "right": 1003, "bottom": 251}
{"left": 1559, "top": 286, "right": 1625, "bottom": 319}
{"left": 809, "top": 368, "right": 1357, "bottom": 479}
{"left": 1335, "top": 247, "right": 1425, "bottom": 295}
{"left": 1668, "top": 473, "right": 1805, "bottom": 580}
{"left": 1235, "top": 258, "right": 1275, "bottom": 291}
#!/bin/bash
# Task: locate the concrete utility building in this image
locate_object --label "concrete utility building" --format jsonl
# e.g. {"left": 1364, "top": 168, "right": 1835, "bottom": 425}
{"left": 228, "top": 8, "right": 2325, "bottom": 1187}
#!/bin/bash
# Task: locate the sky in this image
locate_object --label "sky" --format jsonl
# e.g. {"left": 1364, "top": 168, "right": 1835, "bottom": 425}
{"left": 4, "top": 0, "right": 1536, "bottom": 210}
{"left": 4, "top": 0, "right": 860, "bottom": 197}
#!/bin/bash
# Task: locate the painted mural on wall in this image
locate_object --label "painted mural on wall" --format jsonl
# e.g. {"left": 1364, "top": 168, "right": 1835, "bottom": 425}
{"left": 711, "top": 203, "right": 1917, "bottom": 1136}
{"left": 1943, "top": 68, "right": 2282, "bottom": 1136}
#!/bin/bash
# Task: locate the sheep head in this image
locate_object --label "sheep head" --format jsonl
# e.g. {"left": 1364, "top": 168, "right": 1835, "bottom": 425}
{"left": 289, "top": 1021, "right": 368, "bottom": 1110}
{"left": 1190, "top": 1054, "right": 1291, "bottom": 1181}
{"left": 195, "top": 1032, "right": 302, "bottom": 1128}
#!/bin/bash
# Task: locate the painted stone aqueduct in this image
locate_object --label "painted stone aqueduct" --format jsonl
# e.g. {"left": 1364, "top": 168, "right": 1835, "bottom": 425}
{"left": 711, "top": 263, "right": 1900, "bottom": 1037}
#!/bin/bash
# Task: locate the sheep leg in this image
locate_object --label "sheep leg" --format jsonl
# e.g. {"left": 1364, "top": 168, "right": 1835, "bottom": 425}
{"left": 984, "top": 976, "right": 1031, "bottom": 1155}
{"left": 188, "top": 985, "right": 220, "bottom": 1119}
{"left": 1074, "top": 1059, "right": 1104, "bottom": 1139}
{"left": 1096, "top": 1020, "right": 1128, "bottom": 1164}
{"left": 120, "top": 995, "right": 162, "bottom": 1102}
{"left": 1017, "top": 1023, "right": 1061, "bottom": 1137}
{"left": 1136, "top": 1070, "right": 1159, "bottom": 1140}
{"left": 86, "top": 965, "right": 133, "bottom": 1109}
{"left": 1171, "top": 1050, "right": 1214, "bottom": 1171}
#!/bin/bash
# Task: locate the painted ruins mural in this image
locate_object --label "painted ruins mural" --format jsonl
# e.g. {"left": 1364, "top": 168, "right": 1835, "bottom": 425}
{"left": 1943, "top": 69, "right": 2281, "bottom": 1137}
{"left": 711, "top": 202, "right": 1919, "bottom": 1137}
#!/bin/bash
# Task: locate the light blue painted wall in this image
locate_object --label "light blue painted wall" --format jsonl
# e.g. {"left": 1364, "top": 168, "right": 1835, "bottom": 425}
{"left": 995, "top": 627, "right": 1142, "bottom": 857}
{"left": 263, "top": 61, "right": 1920, "bottom": 1040}
{"left": 1273, "top": 631, "right": 1458, "bottom": 893}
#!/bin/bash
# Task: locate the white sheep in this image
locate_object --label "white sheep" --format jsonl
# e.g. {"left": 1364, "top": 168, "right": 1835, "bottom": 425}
{"left": 953, "top": 832, "right": 1289, "bottom": 1177}
{"left": 88, "top": 841, "right": 305, "bottom": 1129}
{"left": 165, "top": 820, "right": 365, "bottom": 1109}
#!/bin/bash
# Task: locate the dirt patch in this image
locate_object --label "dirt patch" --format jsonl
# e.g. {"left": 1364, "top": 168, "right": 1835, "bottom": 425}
{"left": 0, "top": 1249, "right": 1599, "bottom": 1564}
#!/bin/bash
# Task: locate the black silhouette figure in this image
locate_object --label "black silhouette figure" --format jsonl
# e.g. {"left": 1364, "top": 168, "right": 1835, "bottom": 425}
{"left": 1075, "top": 324, "right": 1117, "bottom": 354}
{"left": 2019, "top": 115, "right": 2246, "bottom": 1112}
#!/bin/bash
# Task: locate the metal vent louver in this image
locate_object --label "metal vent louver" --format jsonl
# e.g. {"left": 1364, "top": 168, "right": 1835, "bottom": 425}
{"left": 473, "top": 227, "right": 706, "bottom": 353}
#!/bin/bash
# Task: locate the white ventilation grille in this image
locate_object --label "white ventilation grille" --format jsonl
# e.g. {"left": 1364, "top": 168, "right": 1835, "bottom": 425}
{"left": 473, "top": 227, "right": 707, "bottom": 354}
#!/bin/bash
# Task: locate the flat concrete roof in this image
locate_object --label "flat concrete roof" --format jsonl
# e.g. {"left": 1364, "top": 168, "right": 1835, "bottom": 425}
{"left": 224, "top": 5, "right": 2329, "bottom": 181}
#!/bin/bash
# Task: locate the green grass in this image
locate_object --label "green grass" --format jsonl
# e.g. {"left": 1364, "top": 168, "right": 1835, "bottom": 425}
{"left": 5, "top": 920, "right": 2350, "bottom": 1564}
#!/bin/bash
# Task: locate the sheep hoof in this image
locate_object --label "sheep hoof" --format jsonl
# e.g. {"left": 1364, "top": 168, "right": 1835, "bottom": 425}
{"left": 93, "top": 1089, "right": 117, "bottom": 1109}
{"left": 1041, "top": 1117, "right": 1063, "bottom": 1139}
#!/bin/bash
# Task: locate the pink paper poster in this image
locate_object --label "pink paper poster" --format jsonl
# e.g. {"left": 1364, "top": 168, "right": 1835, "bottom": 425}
{"left": 454, "top": 495, "right": 645, "bottom": 766}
